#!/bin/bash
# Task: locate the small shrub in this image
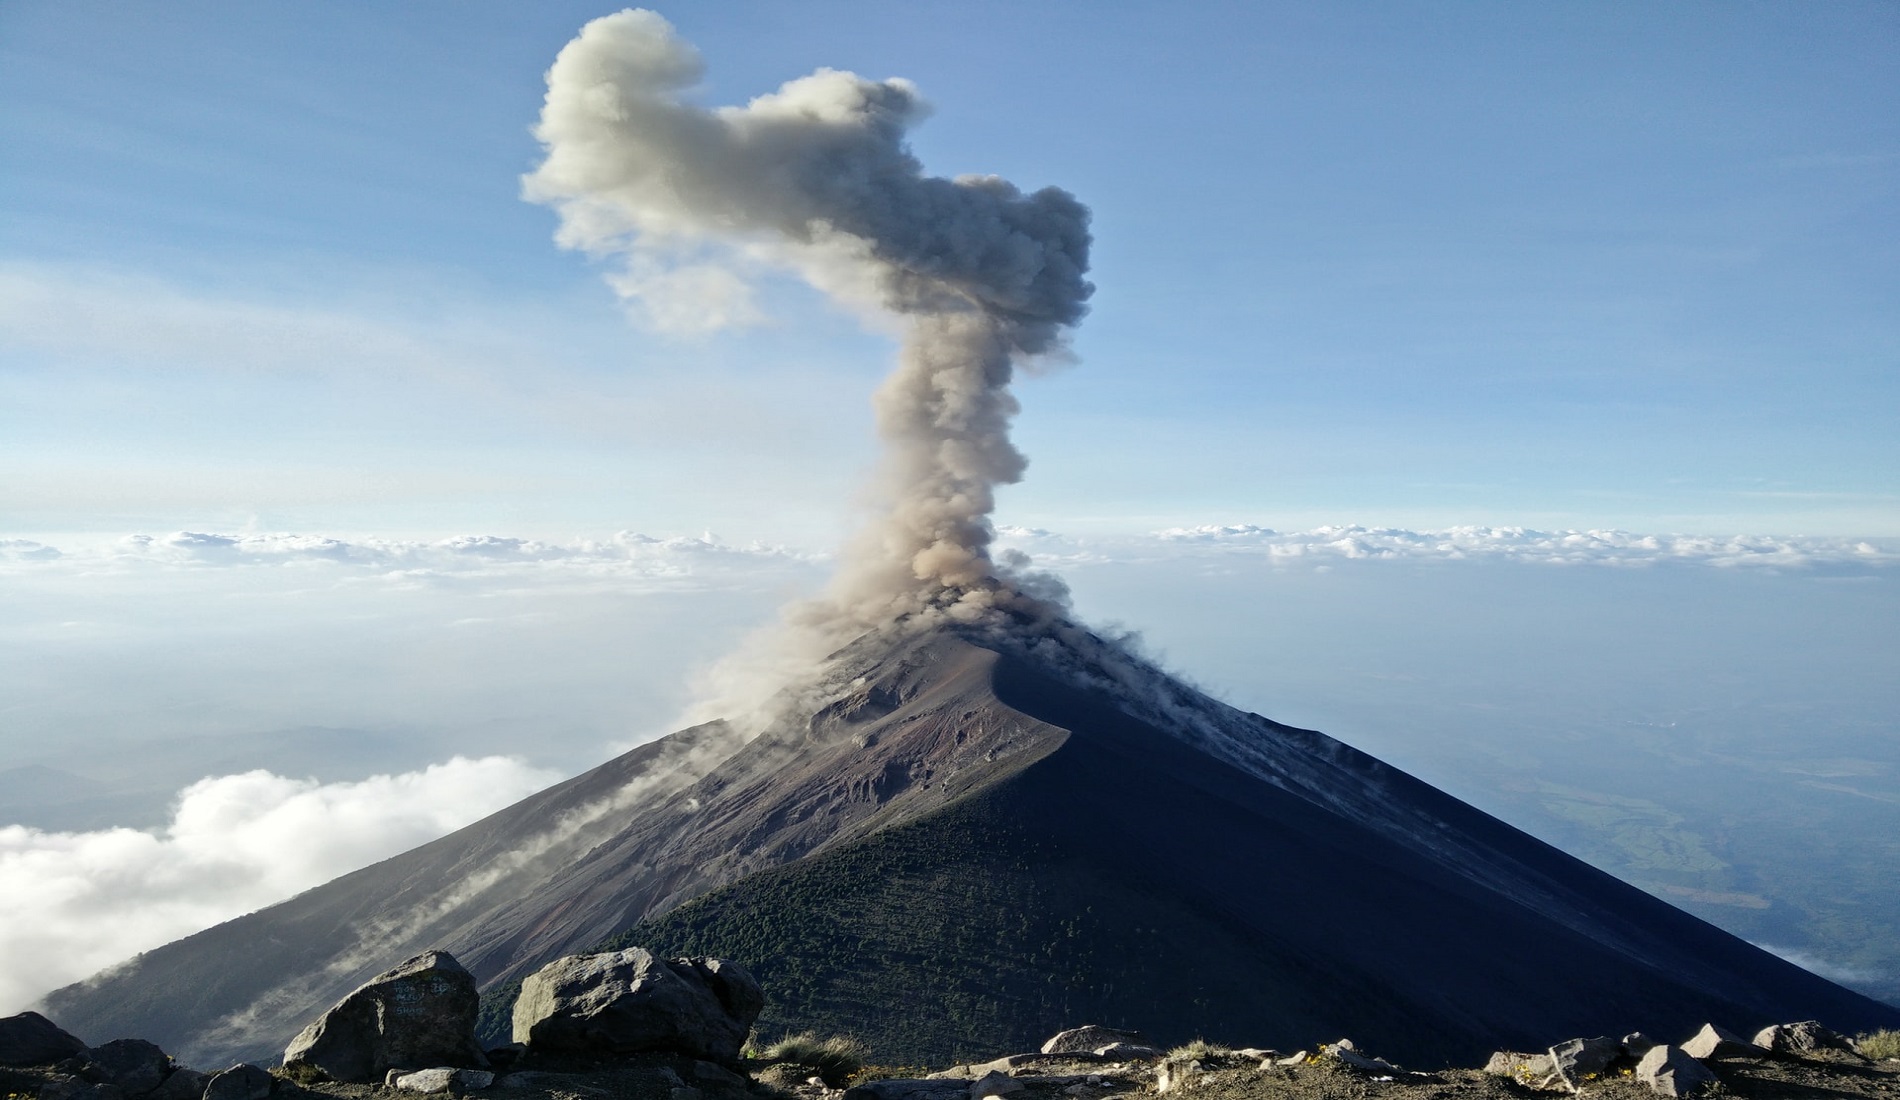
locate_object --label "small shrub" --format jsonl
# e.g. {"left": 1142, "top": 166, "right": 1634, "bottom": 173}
{"left": 1856, "top": 1029, "right": 1900, "bottom": 1060}
{"left": 758, "top": 1033, "right": 867, "bottom": 1086}
{"left": 1165, "top": 1039, "right": 1234, "bottom": 1061}
{"left": 273, "top": 1063, "right": 330, "bottom": 1086}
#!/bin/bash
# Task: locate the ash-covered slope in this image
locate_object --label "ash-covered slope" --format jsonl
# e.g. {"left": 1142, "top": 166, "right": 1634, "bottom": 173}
{"left": 46, "top": 622, "right": 1900, "bottom": 1067}
{"left": 43, "top": 629, "right": 1068, "bottom": 1065}
{"left": 615, "top": 632, "right": 1900, "bottom": 1063}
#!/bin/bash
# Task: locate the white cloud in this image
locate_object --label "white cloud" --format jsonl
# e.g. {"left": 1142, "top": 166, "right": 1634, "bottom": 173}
{"left": 995, "top": 523, "right": 1900, "bottom": 571}
{"left": 4, "top": 529, "right": 817, "bottom": 577}
{"left": 0, "top": 756, "right": 561, "bottom": 1014}
{"left": 1754, "top": 943, "right": 1886, "bottom": 987}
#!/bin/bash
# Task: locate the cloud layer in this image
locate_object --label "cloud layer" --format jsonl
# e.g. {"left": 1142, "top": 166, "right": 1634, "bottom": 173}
{"left": 0, "top": 756, "right": 559, "bottom": 1014}
{"left": 10, "top": 523, "right": 1889, "bottom": 576}
{"left": 997, "top": 524, "right": 1899, "bottom": 571}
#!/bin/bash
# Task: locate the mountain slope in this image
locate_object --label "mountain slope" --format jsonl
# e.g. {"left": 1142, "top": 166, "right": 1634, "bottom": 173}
{"left": 45, "top": 624, "right": 1900, "bottom": 1066}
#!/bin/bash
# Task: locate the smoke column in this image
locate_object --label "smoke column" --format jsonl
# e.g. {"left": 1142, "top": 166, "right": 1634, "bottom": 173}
{"left": 524, "top": 9, "right": 1091, "bottom": 650}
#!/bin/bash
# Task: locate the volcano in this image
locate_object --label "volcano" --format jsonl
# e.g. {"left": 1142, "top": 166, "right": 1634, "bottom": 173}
{"left": 44, "top": 620, "right": 1900, "bottom": 1067}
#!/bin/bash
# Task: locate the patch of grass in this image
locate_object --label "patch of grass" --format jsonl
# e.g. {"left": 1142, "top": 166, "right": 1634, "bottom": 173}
{"left": 753, "top": 1033, "right": 867, "bottom": 1086}
{"left": 273, "top": 1063, "right": 330, "bottom": 1086}
{"left": 1166, "top": 1039, "right": 1234, "bottom": 1060}
{"left": 1856, "top": 1029, "right": 1900, "bottom": 1060}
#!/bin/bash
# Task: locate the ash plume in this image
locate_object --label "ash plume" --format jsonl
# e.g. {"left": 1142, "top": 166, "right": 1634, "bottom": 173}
{"left": 524, "top": 9, "right": 1092, "bottom": 664}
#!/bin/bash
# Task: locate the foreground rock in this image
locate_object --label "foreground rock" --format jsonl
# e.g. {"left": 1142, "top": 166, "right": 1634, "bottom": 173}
{"left": 0, "top": 1012, "right": 89, "bottom": 1066}
{"left": 1546, "top": 1035, "right": 1621, "bottom": 1089}
{"left": 1038, "top": 1027, "right": 1148, "bottom": 1057}
{"left": 391, "top": 1067, "right": 495, "bottom": 1093}
{"left": 1754, "top": 1019, "right": 1860, "bottom": 1057}
{"left": 1635, "top": 1045, "right": 1718, "bottom": 1096}
{"left": 204, "top": 1063, "right": 274, "bottom": 1100}
{"left": 89, "top": 1039, "right": 174, "bottom": 1096}
{"left": 512, "top": 949, "right": 763, "bottom": 1063}
{"left": 1677, "top": 1022, "right": 1762, "bottom": 1061}
{"left": 282, "top": 950, "right": 488, "bottom": 1083}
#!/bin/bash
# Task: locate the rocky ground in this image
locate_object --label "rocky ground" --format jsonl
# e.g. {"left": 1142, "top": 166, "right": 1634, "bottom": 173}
{"left": 14, "top": 1033, "right": 1900, "bottom": 1100}
{"left": 8, "top": 948, "right": 1900, "bottom": 1100}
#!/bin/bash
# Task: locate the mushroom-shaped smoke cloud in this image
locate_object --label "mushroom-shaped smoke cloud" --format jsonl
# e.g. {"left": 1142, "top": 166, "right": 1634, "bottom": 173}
{"left": 524, "top": 9, "right": 1092, "bottom": 638}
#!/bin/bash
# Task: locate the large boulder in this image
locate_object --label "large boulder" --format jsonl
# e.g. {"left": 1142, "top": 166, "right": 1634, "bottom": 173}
{"left": 512, "top": 949, "right": 763, "bottom": 1063}
{"left": 202, "top": 1064, "right": 272, "bottom": 1100}
{"left": 282, "top": 951, "right": 487, "bottom": 1083}
{"left": 87, "top": 1040, "right": 173, "bottom": 1097}
{"left": 1547, "top": 1035, "right": 1622, "bottom": 1088}
{"left": 1482, "top": 1050, "right": 1554, "bottom": 1084}
{"left": 1635, "top": 1045, "right": 1718, "bottom": 1097}
{"left": 0, "top": 1011, "right": 89, "bottom": 1066}
{"left": 391, "top": 1067, "right": 494, "bottom": 1094}
{"left": 1752, "top": 1020, "right": 1859, "bottom": 1058}
{"left": 1679, "top": 1022, "right": 1763, "bottom": 1061}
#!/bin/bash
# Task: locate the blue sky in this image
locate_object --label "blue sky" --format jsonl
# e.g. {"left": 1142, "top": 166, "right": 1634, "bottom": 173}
{"left": 3, "top": 1, "right": 1895, "bottom": 541}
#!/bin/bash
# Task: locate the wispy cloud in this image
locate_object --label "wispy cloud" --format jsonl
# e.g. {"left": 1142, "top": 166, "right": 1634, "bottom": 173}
{"left": 1754, "top": 943, "right": 1886, "bottom": 987}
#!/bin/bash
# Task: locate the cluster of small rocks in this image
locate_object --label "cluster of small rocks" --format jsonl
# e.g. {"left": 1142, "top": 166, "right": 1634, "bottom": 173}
{"left": 1481, "top": 1019, "right": 1865, "bottom": 1095}
{"left": 838, "top": 1028, "right": 1426, "bottom": 1100}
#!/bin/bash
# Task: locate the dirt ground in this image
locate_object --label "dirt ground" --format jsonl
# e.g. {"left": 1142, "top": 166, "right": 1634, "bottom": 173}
{"left": 7, "top": 1043, "right": 1898, "bottom": 1100}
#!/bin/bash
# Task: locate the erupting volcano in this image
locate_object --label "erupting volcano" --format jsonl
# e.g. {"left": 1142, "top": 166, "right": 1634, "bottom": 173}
{"left": 45, "top": 8, "right": 1900, "bottom": 1070}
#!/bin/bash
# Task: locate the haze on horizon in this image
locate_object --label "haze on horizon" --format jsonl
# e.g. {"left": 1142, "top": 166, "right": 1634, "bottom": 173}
{"left": 1, "top": 0, "right": 1896, "bottom": 1028}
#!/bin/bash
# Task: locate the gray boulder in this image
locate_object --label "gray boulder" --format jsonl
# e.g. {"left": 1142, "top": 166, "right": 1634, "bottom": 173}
{"left": 282, "top": 950, "right": 487, "bottom": 1083}
{"left": 1040, "top": 1027, "right": 1147, "bottom": 1056}
{"left": 1752, "top": 1020, "right": 1858, "bottom": 1058}
{"left": 0, "top": 1011, "right": 89, "bottom": 1066}
{"left": 1547, "top": 1035, "right": 1622, "bottom": 1088}
{"left": 1482, "top": 1050, "right": 1554, "bottom": 1081}
{"left": 968, "top": 1070, "right": 1024, "bottom": 1099}
{"left": 89, "top": 1039, "right": 173, "bottom": 1097}
{"left": 1679, "top": 1022, "right": 1763, "bottom": 1061}
{"left": 1091, "top": 1043, "right": 1161, "bottom": 1061}
{"left": 1635, "top": 1045, "right": 1718, "bottom": 1097}
{"left": 201, "top": 1064, "right": 272, "bottom": 1100}
{"left": 149, "top": 1068, "right": 209, "bottom": 1100}
{"left": 512, "top": 949, "right": 762, "bottom": 1063}
{"left": 392, "top": 1067, "right": 494, "bottom": 1094}
{"left": 1318, "top": 1039, "right": 1398, "bottom": 1075}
